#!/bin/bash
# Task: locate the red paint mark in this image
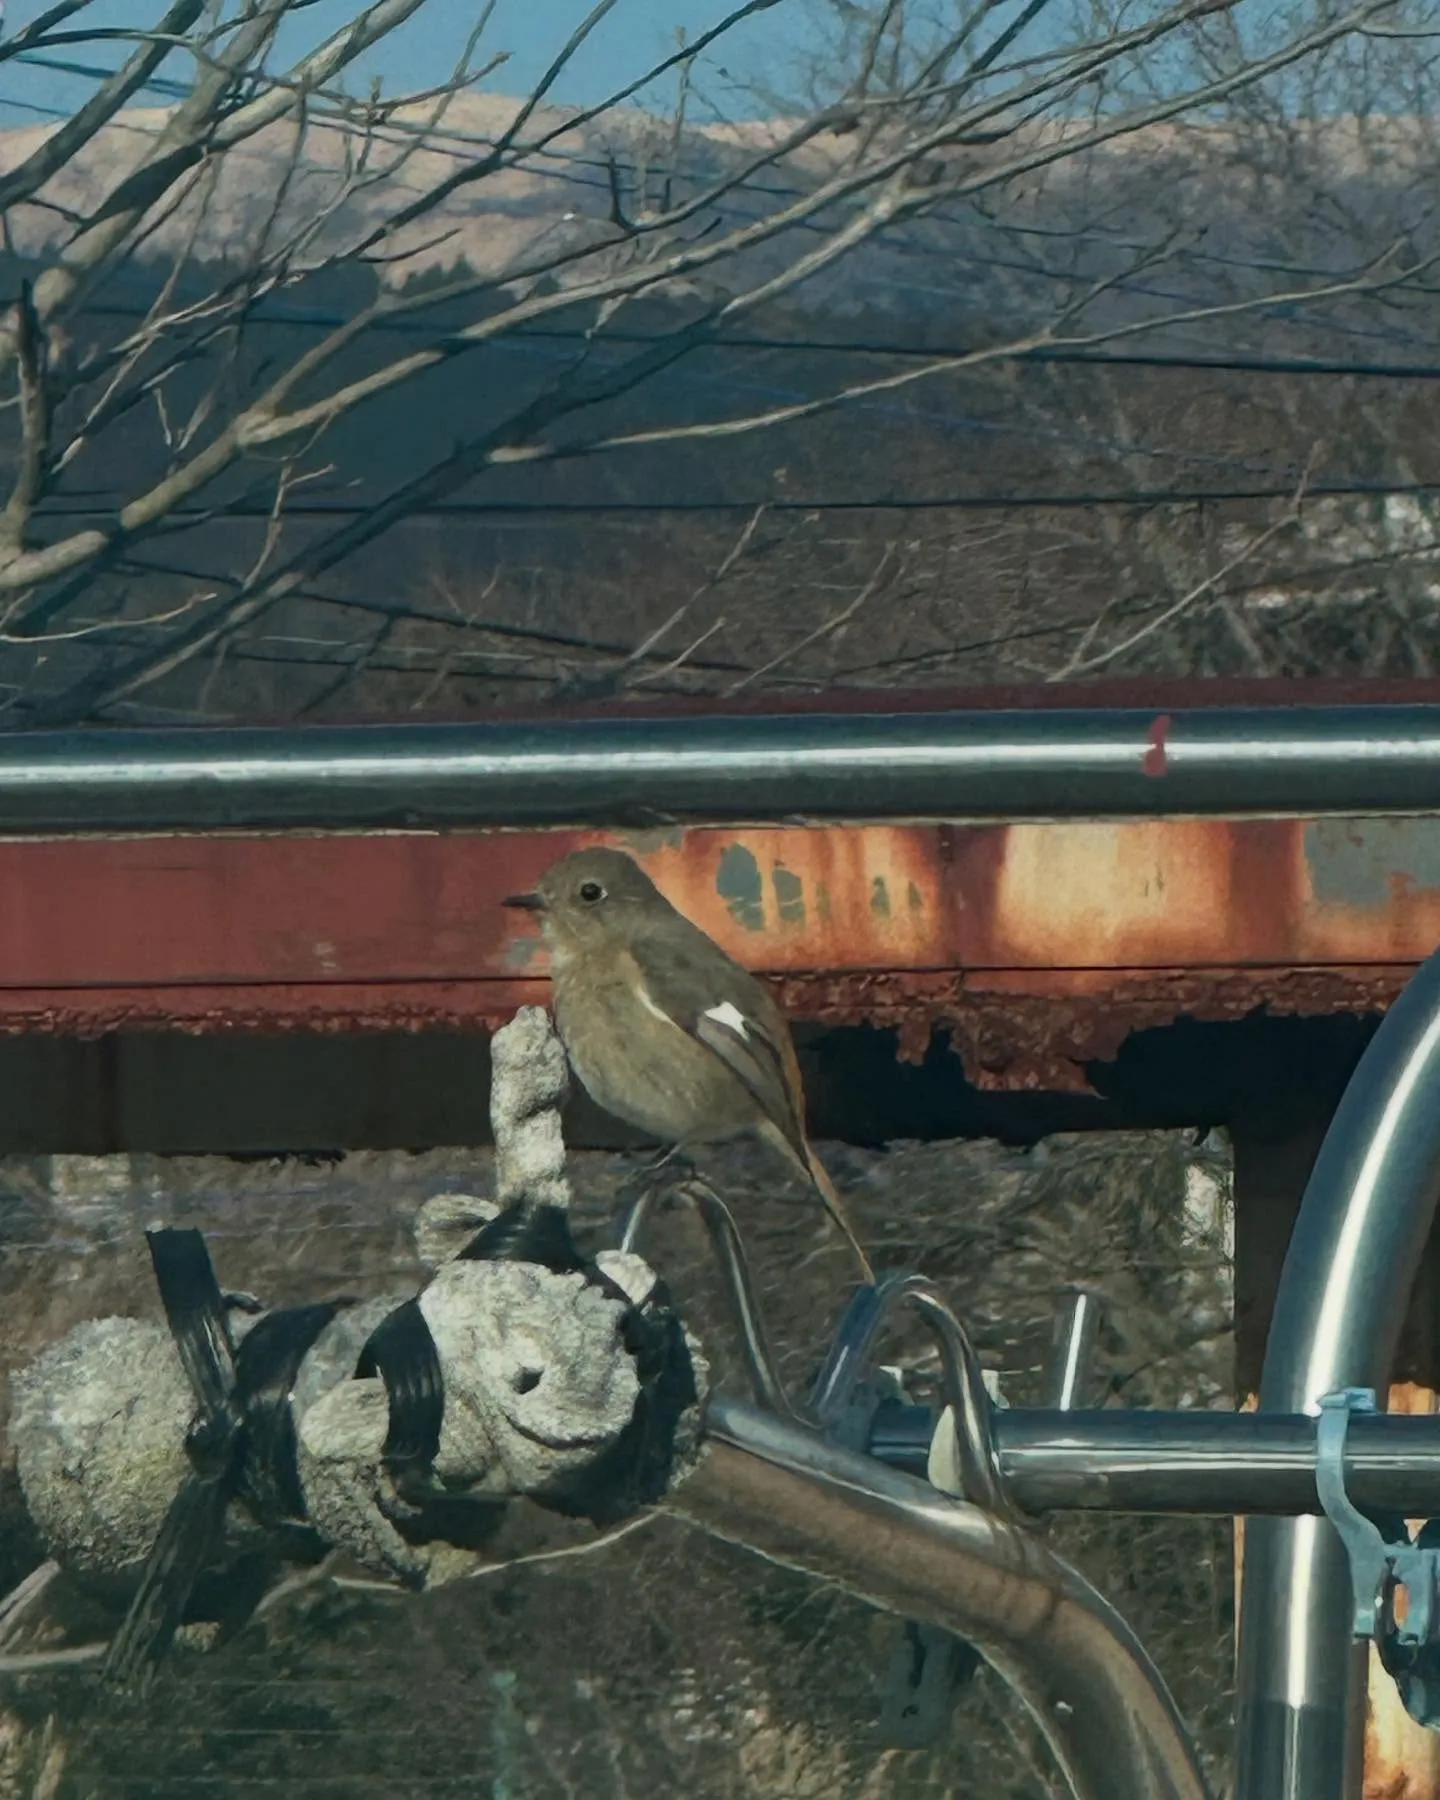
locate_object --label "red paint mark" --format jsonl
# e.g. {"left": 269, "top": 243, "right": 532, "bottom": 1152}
{"left": 1143, "top": 713, "right": 1173, "bottom": 778}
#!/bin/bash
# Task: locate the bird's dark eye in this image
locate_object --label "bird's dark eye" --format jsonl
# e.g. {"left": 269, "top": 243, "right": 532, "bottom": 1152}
{"left": 579, "top": 880, "right": 605, "bottom": 903}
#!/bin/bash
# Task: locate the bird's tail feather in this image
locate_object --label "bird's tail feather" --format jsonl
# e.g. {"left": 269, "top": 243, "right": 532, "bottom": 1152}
{"left": 754, "top": 1117, "right": 875, "bottom": 1282}
{"left": 801, "top": 1142, "right": 875, "bottom": 1284}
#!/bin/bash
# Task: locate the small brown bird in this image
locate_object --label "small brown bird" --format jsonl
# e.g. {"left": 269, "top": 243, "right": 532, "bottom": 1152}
{"left": 504, "top": 847, "right": 874, "bottom": 1281}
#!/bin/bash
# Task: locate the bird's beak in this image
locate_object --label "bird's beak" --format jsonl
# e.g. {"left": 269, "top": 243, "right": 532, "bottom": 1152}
{"left": 503, "top": 891, "right": 546, "bottom": 913}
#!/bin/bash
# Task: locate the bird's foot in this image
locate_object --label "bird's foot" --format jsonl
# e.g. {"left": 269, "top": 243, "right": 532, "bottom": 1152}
{"left": 614, "top": 1146, "right": 700, "bottom": 1249}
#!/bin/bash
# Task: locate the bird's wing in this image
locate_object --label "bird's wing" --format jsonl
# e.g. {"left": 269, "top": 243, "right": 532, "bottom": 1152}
{"left": 622, "top": 940, "right": 875, "bottom": 1281}
{"left": 620, "top": 941, "right": 807, "bottom": 1160}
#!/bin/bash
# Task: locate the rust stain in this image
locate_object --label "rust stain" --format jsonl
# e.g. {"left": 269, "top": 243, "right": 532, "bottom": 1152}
{"left": 767, "top": 964, "right": 1406, "bottom": 1088}
{"left": 636, "top": 825, "right": 947, "bottom": 970}
{"left": 971, "top": 820, "right": 1246, "bottom": 969}
{"left": 449, "top": 816, "right": 1440, "bottom": 981}
{"left": 1300, "top": 819, "right": 1440, "bottom": 964}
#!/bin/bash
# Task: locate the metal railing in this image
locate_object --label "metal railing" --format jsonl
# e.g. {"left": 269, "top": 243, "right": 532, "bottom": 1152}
{"left": 3, "top": 702, "right": 1440, "bottom": 830}
{"left": 669, "top": 1399, "right": 1213, "bottom": 1800}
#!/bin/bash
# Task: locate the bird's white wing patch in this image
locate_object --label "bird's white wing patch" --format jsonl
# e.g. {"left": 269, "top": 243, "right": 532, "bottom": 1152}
{"left": 636, "top": 984, "right": 675, "bottom": 1025}
{"left": 703, "top": 1000, "right": 750, "bottom": 1040}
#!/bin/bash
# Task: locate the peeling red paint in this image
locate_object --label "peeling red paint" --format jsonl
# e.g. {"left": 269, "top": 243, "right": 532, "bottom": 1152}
{"left": 0, "top": 964, "right": 1398, "bottom": 1092}
{"left": 0, "top": 980, "right": 552, "bottom": 1038}
{"left": 1143, "top": 712, "right": 1173, "bottom": 779}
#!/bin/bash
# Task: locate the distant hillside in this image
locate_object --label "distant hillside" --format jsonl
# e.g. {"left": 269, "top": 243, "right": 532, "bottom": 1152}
{"left": 5, "top": 94, "right": 1435, "bottom": 346}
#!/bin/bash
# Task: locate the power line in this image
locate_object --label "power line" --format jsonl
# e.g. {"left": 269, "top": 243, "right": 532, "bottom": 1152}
{"left": 6, "top": 50, "right": 193, "bottom": 100}
{"left": 31, "top": 287, "right": 1416, "bottom": 491}
{"left": 64, "top": 295, "right": 1440, "bottom": 383}
{"left": 35, "top": 481, "right": 1440, "bottom": 517}
{"left": 32, "top": 302, "right": 1299, "bottom": 484}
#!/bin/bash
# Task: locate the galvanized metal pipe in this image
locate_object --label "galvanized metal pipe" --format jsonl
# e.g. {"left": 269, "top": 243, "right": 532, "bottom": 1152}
{"left": 4, "top": 705, "right": 1440, "bottom": 832}
{"left": 869, "top": 1403, "right": 1440, "bottom": 1515}
{"left": 1234, "top": 946, "right": 1440, "bottom": 1800}
{"left": 669, "top": 1397, "right": 1212, "bottom": 1800}
{"left": 1044, "top": 1288, "right": 1103, "bottom": 1411}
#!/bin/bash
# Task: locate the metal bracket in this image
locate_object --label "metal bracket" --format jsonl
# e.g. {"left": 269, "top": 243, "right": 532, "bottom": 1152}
{"left": 1315, "top": 1386, "right": 1440, "bottom": 1729}
{"left": 807, "top": 1274, "right": 1012, "bottom": 1750}
{"left": 809, "top": 1351, "right": 981, "bottom": 1749}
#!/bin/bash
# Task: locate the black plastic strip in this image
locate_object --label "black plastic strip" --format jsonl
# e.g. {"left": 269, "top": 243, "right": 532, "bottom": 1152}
{"left": 233, "top": 1302, "right": 349, "bottom": 1525}
{"left": 101, "top": 1475, "right": 233, "bottom": 1690}
{"left": 104, "top": 1232, "right": 244, "bottom": 1683}
{"left": 356, "top": 1299, "right": 445, "bottom": 1472}
{"left": 144, "top": 1228, "right": 239, "bottom": 1452}
{"left": 457, "top": 1201, "right": 587, "bottom": 1273}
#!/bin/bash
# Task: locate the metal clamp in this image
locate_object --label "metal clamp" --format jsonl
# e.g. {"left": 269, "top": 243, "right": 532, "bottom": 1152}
{"left": 1316, "top": 1386, "right": 1440, "bottom": 1729}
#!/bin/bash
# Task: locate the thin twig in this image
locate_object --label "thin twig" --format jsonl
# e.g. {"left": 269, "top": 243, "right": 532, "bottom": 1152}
{"left": 612, "top": 502, "right": 768, "bottom": 693}
{"left": 0, "top": 1562, "right": 60, "bottom": 1647}
{"left": 0, "top": 1644, "right": 107, "bottom": 1675}
{"left": 725, "top": 543, "right": 897, "bottom": 695}
{"left": 458, "top": 1513, "right": 656, "bottom": 1582}
{"left": 1049, "top": 454, "right": 1321, "bottom": 680}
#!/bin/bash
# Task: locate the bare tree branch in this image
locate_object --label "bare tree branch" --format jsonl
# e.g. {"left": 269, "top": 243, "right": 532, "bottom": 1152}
{"left": 0, "top": 283, "right": 51, "bottom": 560}
{"left": 2, "top": 0, "right": 1436, "bottom": 720}
{"left": 0, "top": 0, "right": 207, "bottom": 214}
{"left": 724, "top": 541, "right": 897, "bottom": 694}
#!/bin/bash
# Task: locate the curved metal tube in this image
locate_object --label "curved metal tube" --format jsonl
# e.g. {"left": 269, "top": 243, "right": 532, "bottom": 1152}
{"left": 808, "top": 1270, "right": 1013, "bottom": 1516}
{"left": 670, "top": 1399, "right": 1212, "bottom": 1800}
{"left": 3, "top": 704, "right": 1440, "bottom": 831}
{"left": 618, "top": 1178, "right": 801, "bottom": 1421}
{"left": 624, "top": 1189, "right": 1009, "bottom": 1515}
{"left": 1235, "top": 945, "right": 1440, "bottom": 1800}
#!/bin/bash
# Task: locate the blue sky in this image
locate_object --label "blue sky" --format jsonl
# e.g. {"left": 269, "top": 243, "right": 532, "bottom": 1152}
{"left": 2, "top": 0, "right": 806, "bottom": 127}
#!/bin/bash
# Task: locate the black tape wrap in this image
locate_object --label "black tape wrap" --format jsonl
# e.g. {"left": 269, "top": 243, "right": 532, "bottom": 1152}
{"left": 355, "top": 1201, "right": 698, "bottom": 1524}
{"left": 103, "top": 1230, "right": 347, "bottom": 1688}
{"left": 109, "top": 1204, "right": 699, "bottom": 1683}
{"left": 354, "top": 1298, "right": 446, "bottom": 1479}
{"left": 464, "top": 1201, "right": 699, "bottom": 1524}
{"left": 353, "top": 1201, "right": 636, "bottom": 1503}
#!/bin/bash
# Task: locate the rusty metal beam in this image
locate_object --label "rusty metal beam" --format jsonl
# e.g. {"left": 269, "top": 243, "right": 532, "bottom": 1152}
{"left": 0, "top": 823, "right": 1406, "bottom": 1072}
{"left": 0, "top": 819, "right": 1425, "bottom": 1091}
